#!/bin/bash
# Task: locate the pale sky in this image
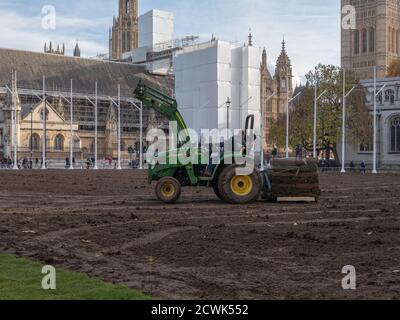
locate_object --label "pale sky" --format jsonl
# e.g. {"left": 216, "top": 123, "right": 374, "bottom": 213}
{"left": 0, "top": 0, "right": 341, "bottom": 83}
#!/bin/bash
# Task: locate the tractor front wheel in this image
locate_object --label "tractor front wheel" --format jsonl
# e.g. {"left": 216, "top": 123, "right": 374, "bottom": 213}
{"left": 155, "top": 177, "right": 182, "bottom": 204}
{"left": 218, "top": 165, "right": 261, "bottom": 204}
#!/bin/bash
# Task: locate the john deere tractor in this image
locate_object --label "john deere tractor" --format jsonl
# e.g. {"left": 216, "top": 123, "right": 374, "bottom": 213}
{"left": 134, "top": 82, "right": 320, "bottom": 204}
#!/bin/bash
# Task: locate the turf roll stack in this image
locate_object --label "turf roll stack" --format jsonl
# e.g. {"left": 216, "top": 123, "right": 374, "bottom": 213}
{"left": 270, "top": 158, "right": 321, "bottom": 199}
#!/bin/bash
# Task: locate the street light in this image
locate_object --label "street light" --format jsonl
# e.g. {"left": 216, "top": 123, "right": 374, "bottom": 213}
{"left": 341, "top": 69, "right": 356, "bottom": 173}
{"left": 313, "top": 83, "right": 327, "bottom": 159}
{"left": 373, "top": 66, "right": 386, "bottom": 174}
{"left": 226, "top": 97, "right": 231, "bottom": 129}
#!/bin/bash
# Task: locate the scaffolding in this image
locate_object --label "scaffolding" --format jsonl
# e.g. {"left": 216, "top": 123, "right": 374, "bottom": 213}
{"left": 0, "top": 75, "right": 168, "bottom": 170}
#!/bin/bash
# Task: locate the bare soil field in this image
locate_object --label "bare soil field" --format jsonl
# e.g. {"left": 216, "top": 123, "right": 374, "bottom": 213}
{"left": 0, "top": 170, "right": 399, "bottom": 299}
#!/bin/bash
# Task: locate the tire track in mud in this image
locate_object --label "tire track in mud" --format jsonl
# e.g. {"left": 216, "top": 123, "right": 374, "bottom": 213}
{"left": 1, "top": 172, "right": 400, "bottom": 299}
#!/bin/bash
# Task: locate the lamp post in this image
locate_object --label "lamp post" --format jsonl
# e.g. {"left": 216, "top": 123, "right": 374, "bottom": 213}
{"left": 341, "top": 69, "right": 356, "bottom": 173}
{"left": 42, "top": 76, "right": 47, "bottom": 170}
{"left": 226, "top": 97, "right": 231, "bottom": 130}
{"left": 117, "top": 84, "right": 122, "bottom": 170}
{"left": 30, "top": 106, "right": 33, "bottom": 161}
{"left": 69, "top": 79, "right": 74, "bottom": 169}
{"left": 372, "top": 66, "right": 386, "bottom": 174}
{"left": 12, "top": 71, "right": 18, "bottom": 170}
{"left": 286, "top": 91, "right": 302, "bottom": 158}
{"left": 93, "top": 81, "right": 98, "bottom": 170}
{"left": 313, "top": 83, "right": 327, "bottom": 159}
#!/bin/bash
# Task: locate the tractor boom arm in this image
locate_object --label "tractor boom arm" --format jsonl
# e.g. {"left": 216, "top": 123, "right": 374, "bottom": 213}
{"left": 134, "top": 81, "right": 187, "bottom": 134}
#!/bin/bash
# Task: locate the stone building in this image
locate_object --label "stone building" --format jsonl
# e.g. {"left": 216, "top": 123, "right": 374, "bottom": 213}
{"left": 341, "top": 0, "right": 400, "bottom": 79}
{"left": 44, "top": 42, "right": 65, "bottom": 55}
{"left": 0, "top": 48, "right": 171, "bottom": 164}
{"left": 338, "top": 76, "right": 400, "bottom": 169}
{"left": 110, "top": 0, "right": 139, "bottom": 60}
{"left": 260, "top": 40, "right": 293, "bottom": 151}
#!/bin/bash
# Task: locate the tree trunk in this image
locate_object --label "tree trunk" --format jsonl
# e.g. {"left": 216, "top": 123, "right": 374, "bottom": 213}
{"left": 332, "top": 143, "right": 340, "bottom": 166}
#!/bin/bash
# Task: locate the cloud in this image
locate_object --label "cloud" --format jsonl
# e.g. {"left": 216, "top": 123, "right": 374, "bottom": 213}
{"left": 0, "top": 0, "right": 341, "bottom": 80}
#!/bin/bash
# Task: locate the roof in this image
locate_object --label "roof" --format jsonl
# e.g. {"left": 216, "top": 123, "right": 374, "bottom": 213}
{"left": 0, "top": 48, "right": 171, "bottom": 96}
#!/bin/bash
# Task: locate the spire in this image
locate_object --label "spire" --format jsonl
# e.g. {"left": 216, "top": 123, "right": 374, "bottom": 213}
{"left": 62, "top": 43, "right": 65, "bottom": 55}
{"left": 262, "top": 47, "right": 267, "bottom": 67}
{"left": 49, "top": 41, "right": 53, "bottom": 52}
{"left": 73, "top": 41, "right": 81, "bottom": 57}
{"left": 248, "top": 29, "right": 253, "bottom": 46}
{"left": 44, "top": 42, "right": 47, "bottom": 53}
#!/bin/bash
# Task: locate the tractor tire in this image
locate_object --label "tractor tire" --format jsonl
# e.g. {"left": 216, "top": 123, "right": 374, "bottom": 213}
{"left": 218, "top": 165, "right": 262, "bottom": 204}
{"left": 155, "top": 177, "right": 182, "bottom": 204}
{"left": 213, "top": 184, "right": 224, "bottom": 201}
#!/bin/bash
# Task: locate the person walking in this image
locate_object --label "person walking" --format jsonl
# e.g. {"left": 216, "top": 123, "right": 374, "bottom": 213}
{"left": 349, "top": 161, "right": 355, "bottom": 173}
{"left": 360, "top": 160, "right": 366, "bottom": 174}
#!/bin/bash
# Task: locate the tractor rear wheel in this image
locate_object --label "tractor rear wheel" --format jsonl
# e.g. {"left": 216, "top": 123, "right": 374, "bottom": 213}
{"left": 218, "top": 165, "right": 261, "bottom": 204}
{"left": 155, "top": 177, "right": 182, "bottom": 204}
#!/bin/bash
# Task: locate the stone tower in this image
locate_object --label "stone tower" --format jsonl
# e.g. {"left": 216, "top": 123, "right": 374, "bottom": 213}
{"left": 260, "top": 48, "right": 276, "bottom": 151}
{"left": 110, "top": 0, "right": 138, "bottom": 60}
{"left": 274, "top": 40, "right": 293, "bottom": 114}
{"left": 341, "top": 0, "right": 400, "bottom": 79}
{"left": 3, "top": 72, "right": 21, "bottom": 158}
{"left": 73, "top": 42, "right": 81, "bottom": 57}
{"left": 105, "top": 103, "right": 118, "bottom": 157}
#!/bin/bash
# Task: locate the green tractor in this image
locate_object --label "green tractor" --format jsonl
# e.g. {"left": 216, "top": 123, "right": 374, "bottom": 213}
{"left": 134, "top": 82, "right": 320, "bottom": 204}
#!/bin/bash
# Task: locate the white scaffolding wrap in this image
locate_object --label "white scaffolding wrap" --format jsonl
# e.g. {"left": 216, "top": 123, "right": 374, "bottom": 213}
{"left": 174, "top": 40, "right": 262, "bottom": 137}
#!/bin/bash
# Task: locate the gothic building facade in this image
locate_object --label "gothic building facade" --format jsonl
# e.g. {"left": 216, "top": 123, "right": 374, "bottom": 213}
{"left": 260, "top": 40, "right": 293, "bottom": 151}
{"left": 44, "top": 42, "right": 65, "bottom": 55}
{"left": 341, "top": 0, "right": 400, "bottom": 79}
{"left": 109, "top": 0, "right": 139, "bottom": 60}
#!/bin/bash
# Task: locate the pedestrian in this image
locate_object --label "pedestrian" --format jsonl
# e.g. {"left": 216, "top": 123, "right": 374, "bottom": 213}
{"left": 360, "top": 160, "right": 366, "bottom": 174}
{"left": 65, "top": 157, "right": 70, "bottom": 168}
{"left": 35, "top": 158, "right": 39, "bottom": 169}
{"left": 349, "top": 161, "right": 355, "bottom": 173}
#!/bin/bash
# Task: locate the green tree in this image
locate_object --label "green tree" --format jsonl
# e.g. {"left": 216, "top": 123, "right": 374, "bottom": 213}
{"left": 269, "top": 64, "right": 372, "bottom": 164}
{"left": 387, "top": 59, "right": 400, "bottom": 77}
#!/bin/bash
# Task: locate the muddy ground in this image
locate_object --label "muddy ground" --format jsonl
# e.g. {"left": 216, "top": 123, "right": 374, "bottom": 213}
{"left": 0, "top": 170, "right": 399, "bottom": 300}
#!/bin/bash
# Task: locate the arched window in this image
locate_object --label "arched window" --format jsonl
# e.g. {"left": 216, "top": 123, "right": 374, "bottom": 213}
{"left": 384, "top": 89, "right": 395, "bottom": 105}
{"left": 354, "top": 30, "right": 360, "bottom": 54}
{"left": 281, "top": 78, "right": 286, "bottom": 89}
{"left": 390, "top": 116, "right": 400, "bottom": 152}
{"left": 126, "top": 31, "right": 131, "bottom": 51}
{"left": 397, "top": 30, "right": 400, "bottom": 55}
{"left": 54, "top": 134, "right": 64, "bottom": 151}
{"left": 377, "top": 92, "right": 383, "bottom": 105}
{"left": 122, "top": 31, "right": 126, "bottom": 52}
{"left": 362, "top": 29, "right": 368, "bottom": 53}
{"left": 369, "top": 28, "right": 375, "bottom": 52}
{"left": 30, "top": 133, "right": 40, "bottom": 151}
{"left": 39, "top": 108, "right": 49, "bottom": 121}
